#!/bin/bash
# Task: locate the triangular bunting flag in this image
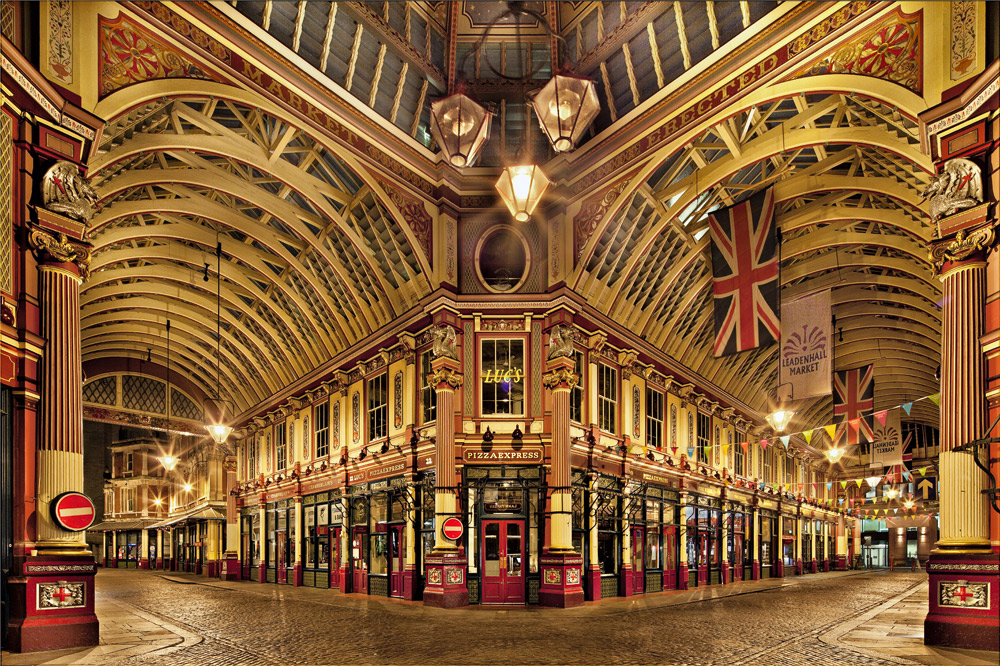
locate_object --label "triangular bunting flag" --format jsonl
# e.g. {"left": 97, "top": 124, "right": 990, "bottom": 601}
{"left": 741, "top": 441, "right": 748, "bottom": 452}
{"left": 902, "top": 402, "right": 913, "bottom": 416}
{"left": 780, "top": 435, "right": 790, "bottom": 448}
{"left": 918, "top": 467, "right": 927, "bottom": 476}
{"left": 803, "top": 429, "right": 813, "bottom": 445}
{"left": 826, "top": 482, "right": 833, "bottom": 490}
{"left": 874, "top": 410, "right": 888, "bottom": 427}
{"left": 761, "top": 438, "right": 768, "bottom": 449}
{"left": 840, "top": 480, "right": 847, "bottom": 489}
{"left": 722, "top": 444, "right": 730, "bottom": 458}
{"left": 824, "top": 424, "right": 837, "bottom": 440}
{"left": 928, "top": 393, "right": 940, "bottom": 406}
{"left": 642, "top": 442, "right": 649, "bottom": 456}
{"left": 902, "top": 471, "right": 911, "bottom": 482}
{"left": 855, "top": 479, "right": 863, "bottom": 487}
{"left": 688, "top": 447, "right": 695, "bottom": 459}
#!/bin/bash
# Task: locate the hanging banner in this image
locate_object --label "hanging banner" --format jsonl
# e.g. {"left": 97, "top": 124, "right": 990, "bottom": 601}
{"left": 871, "top": 410, "right": 903, "bottom": 467}
{"left": 834, "top": 364, "right": 875, "bottom": 448}
{"left": 779, "top": 290, "right": 832, "bottom": 399}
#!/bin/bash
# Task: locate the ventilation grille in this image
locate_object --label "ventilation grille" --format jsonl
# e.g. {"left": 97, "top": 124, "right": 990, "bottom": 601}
{"left": 83, "top": 376, "right": 117, "bottom": 406}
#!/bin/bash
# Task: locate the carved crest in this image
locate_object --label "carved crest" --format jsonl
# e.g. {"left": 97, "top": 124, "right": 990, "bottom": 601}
{"left": 921, "top": 158, "right": 982, "bottom": 221}
{"left": 42, "top": 160, "right": 99, "bottom": 223}
{"left": 430, "top": 325, "right": 458, "bottom": 360}
{"left": 546, "top": 324, "right": 575, "bottom": 360}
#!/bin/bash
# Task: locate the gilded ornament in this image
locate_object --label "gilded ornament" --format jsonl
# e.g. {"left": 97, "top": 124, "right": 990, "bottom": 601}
{"left": 546, "top": 324, "right": 575, "bottom": 360}
{"left": 428, "top": 367, "right": 463, "bottom": 390}
{"left": 542, "top": 367, "right": 579, "bottom": 390}
{"left": 929, "top": 226, "right": 995, "bottom": 269}
{"left": 41, "top": 161, "right": 99, "bottom": 223}
{"left": 28, "top": 227, "right": 91, "bottom": 278}
{"left": 430, "top": 324, "right": 458, "bottom": 360}
{"left": 921, "top": 158, "right": 983, "bottom": 221}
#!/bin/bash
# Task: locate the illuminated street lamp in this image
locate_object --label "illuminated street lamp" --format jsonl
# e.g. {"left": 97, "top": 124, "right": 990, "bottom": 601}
{"left": 765, "top": 409, "right": 794, "bottom": 433}
{"left": 495, "top": 164, "right": 551, "bottom": 222}
{"left": 158, "top": 455, "right": 179, "bottom": 471}
{"left": 206, "top": 423, "right": 233, "bottom": 446}
{"left": 530, "top": 74, "right": 600, "bottom": 153}
{"left": 824, "top": 447, "right": 844, "bottom": 464}
{"left": 429, "top": 93, "right": 492, "bottom": 168}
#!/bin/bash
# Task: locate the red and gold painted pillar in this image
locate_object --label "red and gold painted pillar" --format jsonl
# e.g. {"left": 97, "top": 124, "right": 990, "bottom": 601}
{"left": 423, "top": 325, "right": 468, "bottom": 608}
{"left": 8, "top": 230, "right": 98, "bottom": 652}
{"left": 925, "top": 226, "right": 999, "bottom": 650}
{"left": 539, "top": 351, "right": 584, "bottom": 607}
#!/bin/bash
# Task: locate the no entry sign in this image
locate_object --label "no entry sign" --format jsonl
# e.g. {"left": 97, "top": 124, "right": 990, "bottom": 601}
{"left": 441, "top": 517, "right": 464, "bottom": 541}
{"left": 51, "top": 492, "right": 96, "bottom": 531}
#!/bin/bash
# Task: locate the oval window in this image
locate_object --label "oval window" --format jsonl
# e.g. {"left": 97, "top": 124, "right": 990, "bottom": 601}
{"left": 476, "top": 226, "right": 529, "bottom": 293}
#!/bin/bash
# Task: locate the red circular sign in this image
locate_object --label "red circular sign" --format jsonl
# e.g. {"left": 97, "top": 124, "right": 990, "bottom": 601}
{"left": 441, "top": 517, "right": 464, "bottom": 540}
{"left": 51, "top": 492, "right": 96, "bottom": 531}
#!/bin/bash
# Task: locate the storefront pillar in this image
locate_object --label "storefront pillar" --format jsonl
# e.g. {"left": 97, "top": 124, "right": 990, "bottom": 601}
{"left": 620, "top": 488, "right": 633, "bottom": 597}
{"left": 586, "top": 473, "right": 601, "bottom": 600}
{"left": 794, "top": 515, "right": 803, "bottom": 575}
{"left": 221, "top": 456, "right": 241, "bottom": 581}
{"left": 156, "top": 530, "right": 164, "bottom": 570}
{"left": 258, "top": 498, "right": 267, "bottom": 583}
{"left": 339, "top": 495, "right": 350, "bottom": 593}
{"left": 292, "top": 496, "right": 303, "bottom": 586}
{"left": 423, "top": 327, "right": 468, "bottom": 609}
{"left": 774, "top": 503, "right": 784, "bottom": 578}
{"left": 751, "top": 506, "right": 760, "bottom": 580}
{"left": 678, "top": 491, "right": 689, "bottom": 590}
{"left": 140, "top": 529, "right": 149, "bottom": 569}
{"left": 810, "top": 521, "right": 818, "bottom": 573}
{"left": 539, "top": 349, "right": 584, "bottom": 607}
{"left": 402, "top": 484, "right": 417, "bottom": 600}
{"left": 7, "top": 244, "right": 98, "bottom": 653}
{"left": 721, "top": 508, "right": 729, "bottom": 584}
{"left": 925, "top": 243, "right": 998, "bottom": 650}
{"left": 835, "top": 516, "right": 848, "bottom": 570}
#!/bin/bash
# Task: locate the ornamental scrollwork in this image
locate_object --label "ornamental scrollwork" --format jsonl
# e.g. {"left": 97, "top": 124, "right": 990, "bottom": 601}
{"left": 542, "top": 367, "right": 579, "bottom": 390}
{"left": 28, "top": 228, "right": 91, "bottom": 278}
{"left": 428, "top": 367, "right": 463, "bottom": 390}
{"left": 928, "top": 226, "right": 995, "bottom": 269}
{"left": 921, "top": 158, "right": 983, "bottom": 221}
{"left": 41, "top": 161, "right": 99, "bottom": 223}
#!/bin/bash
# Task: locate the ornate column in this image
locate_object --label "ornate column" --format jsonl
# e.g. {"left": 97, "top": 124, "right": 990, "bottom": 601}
{"left": 156, "top": 530, "right": 164, "bottom": 569}
{"left": 423, "top": 323, "right": 468, "bottom": 608}
{"left": 835, "top": 515, "right": 848, "bottom": 570}
{"left": 7, "top": 228, "right": 98, "bottom": 652}
{"left": 720, "top": 501, "right": 730, "bottom": 584}
{"left": 587, "top": 471, "right": 601, "bottom": 599}
{"left": 221, "top": 454, "right": 241, "bottom": 580}
{"left": 292, "top": 495, "right": 303, "bottom": 586}
{"left": 258, "top": 495, "right": 267, "bottom": 583}
{"left": 752, "top": 502, "right": 761, "bottom": 580}
{"left": 678, "top": 490, "right": 690, "bottom": 590}
{"left": 795, "top": 514, "right": 803, "bottom": 575}
{"left": 539, "top": 330, "right": 584, "bottom": 607}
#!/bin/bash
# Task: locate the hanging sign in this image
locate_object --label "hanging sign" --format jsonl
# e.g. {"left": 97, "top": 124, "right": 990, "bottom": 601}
{"left": 871, "top": 410, "right": 904, "bottom": 467}
{"left": 50, "top": 492, "right": 96, "bottom": 531}
{"left": 779, "top": 290, "right": 832, "bottom": 399}
{"left": 441, "top": 517, "right": 464, "bottom": 540}
{"left": 463, "top": 445, "right": 542, "bottom": 464}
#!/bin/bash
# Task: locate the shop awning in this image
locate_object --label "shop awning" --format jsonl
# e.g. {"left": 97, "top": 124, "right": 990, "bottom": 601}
{"left": 87, "top": 518, "right": 161, "bottom": 532}
{"left": 149, "top": 505, "right": 227, "bottom": 528}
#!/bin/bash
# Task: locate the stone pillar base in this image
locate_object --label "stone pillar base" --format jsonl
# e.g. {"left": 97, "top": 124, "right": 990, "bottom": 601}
{"left": 423, "top": 552, "right": 468, "bottom": 608}
{"left": 795, "top": 558, "right": 803, "bottom": 575}
{"left": 810, "top": 559, "right": 817, "bottom": 573}
{"left": 155, "top": 558, "right": 163, "bottom": 570}
{"left": 585, "top": 565, "right": 601, "bottom": 600}
{"left": 339, "top": 565, "right": 349, "bottom": 593}
{"left": 752, "top": 560, "right": 760, "bottom": 580}
{"left": 220, "top": 553, "right": 241, "bottom": 581}
{"left": 205, "top": 560, "right": 219, "bottom": 578}
{"left": 6, "top": 554, "right": 99, "bottom": 653}
{"left": 924, "top": 549, "right": 999, "bottom": 651}
{"left": 538, "top": 552, "right": 584, "bottom": 608}
{"left": 292, "top": 564, "right": 303, "bottom": 587}
{"left": 620, "top": 565, "right": 634, "bottom": 597}
{"left": 678, "top": 564, "right": 689, "bottom": 590}
{"left": 836, "top": 555, "right": 848, "bottom": 570}
{"left": 258, "top": 562, "right": 266, "bottom": 583}
{"left": 138, "top": 558, "right": 149, "bottom": 569}
{"left": 775, "top": 560, "right": 785, "bottom": 577}
{"left": 721, "top": 562, "right": 729, "bottom": 584}
{"left": 401, "top": 567, "right": 416, "bottom": 600}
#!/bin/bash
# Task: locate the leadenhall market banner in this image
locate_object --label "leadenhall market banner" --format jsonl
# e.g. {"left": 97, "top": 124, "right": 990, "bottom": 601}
{"left": 872, "top": 410, "right": 904, "bottom": 467}
{"left": 779, "top": 290, "right": 832, "bottom": 400}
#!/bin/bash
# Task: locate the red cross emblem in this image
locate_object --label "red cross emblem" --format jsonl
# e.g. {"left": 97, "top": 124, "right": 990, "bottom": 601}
{"left": 52, "top": 586, "right": 73, "bottom": 603}
{"left": 953, "top": 586, "right": 974, "bottom": 603}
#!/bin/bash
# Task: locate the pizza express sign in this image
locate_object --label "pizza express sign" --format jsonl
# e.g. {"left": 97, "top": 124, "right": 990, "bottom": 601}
{"left": 463, "top": 445, "right": 543, "bottom": 464}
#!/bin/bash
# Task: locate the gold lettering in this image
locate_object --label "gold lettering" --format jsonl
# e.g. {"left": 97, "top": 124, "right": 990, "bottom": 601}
{"left": 759, "top": 54, "right": 778, "bottom": 77}
{"left": 242, "top": 61, "right": 263, "bottom": 85}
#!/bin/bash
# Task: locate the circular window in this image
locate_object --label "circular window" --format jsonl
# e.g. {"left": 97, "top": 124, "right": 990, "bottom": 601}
{"left": 475, "top": 226, "right": 530, "bottom": 293}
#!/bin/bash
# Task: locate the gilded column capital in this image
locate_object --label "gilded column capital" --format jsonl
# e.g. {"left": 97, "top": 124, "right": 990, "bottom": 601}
{"left": 28, "top": 227, "right": 91, "bottom": 279}
{"left": 428, "top": 367, "right": 463, "bottom": 390}
{"left": 928, "top": 224, "right": 995, "bottom": 271}
{"left": 542, "top": 367, "right": 579, "bottom": 391}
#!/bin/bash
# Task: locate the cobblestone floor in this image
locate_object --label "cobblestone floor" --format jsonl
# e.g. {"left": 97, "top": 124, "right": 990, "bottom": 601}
{"left": 6, "top": 569, "right": 996, "bottom": 665}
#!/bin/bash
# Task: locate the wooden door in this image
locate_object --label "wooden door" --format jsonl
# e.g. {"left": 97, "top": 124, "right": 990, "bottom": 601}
{"left": 733, "top": 534, "right": 743, "bottom": 580}
{"left": 352, "top": 527, "right": 368, "bottom": 593}
{"left": 242, "top": 533, "right": 251, "bottom": 579}
{"left": 663, "top": 525, "right": 677, "bottom": 589}
{"left": 698, "top": 532, "right": 709, "bottom": 585}
{"left": 389, "top": 525, "right": 405, "bottom": 597}
{"left": 276, "top": 531, "right": 287, "bottom": 584}
{"left": 481, "top": 520, "right": 525, "bottom": 604}
{"left": 631, "top": 527, "right": 644, "bottom": 594}
{"left": 329, "top": 528, "right": 341, "bottom": 588}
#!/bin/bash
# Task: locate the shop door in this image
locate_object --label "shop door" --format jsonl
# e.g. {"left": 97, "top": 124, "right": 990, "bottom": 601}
{"left": 329, "top": 528, "right": 341, "bottom": 588}
{"left": 698, "top": 532, "right": 710, "bottom": 585}
{"left": 733, "top": 534, "right": 743, "bottom": 580}
{"left": 663, "top": 525, "right": 677, "bottom": 589}
{"left": 390, "top": 525, "right": 405, "bottom": 597}
{"left": 276, "top": 531, "right": 287, "bottom": 584}
{"left": 631, "top": 527, "right": 645, "bottom": 594}
{"left": 352, "top": 527, "right": 368, "bottom": 593}
{"left": 481, "top": 520, "right": 525, "bottom": 604}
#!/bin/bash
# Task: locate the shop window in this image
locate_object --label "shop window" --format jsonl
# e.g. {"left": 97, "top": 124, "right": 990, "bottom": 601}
{"left": 368, "top": 374, "right": 388, "bottom": 441}
{"left": 646, "top": 388, "right": 663, "bottom": 449}
{"left": 480, "top": 338, "right": 525, "bottom": 416}
{"left": 305, "top": 506, "right": 316, "bottom": 569}
{"left": 570, "top": 350, "right": 585, "bottom": 423}
{"left": 125, "top": 453, "right": 133, "bottom": 474}
{"left": 315, "top": 401, "right": 329, "bottom": 459}
{"left": 763, "top": 446, "right": 772, "bottom": 482}
{"left": 126, "top": 487, "right": 135, "bottom": 512}
{"left": 597, "top": 363, "right": 617, "bottom": 433}
{"left": 696, "top": 413, "right": 710, "bottom": 464}
{"left": 735, "top": 434, "right": 745, "bottom": 477}
{"left": 370, "top": 496, "right": 388, "bottom": 575}
{"left": 420, "top": 351, "right": 436, "bottom": 424}
{"left": 276, "top": 422, "right": 287, "bottom": 471}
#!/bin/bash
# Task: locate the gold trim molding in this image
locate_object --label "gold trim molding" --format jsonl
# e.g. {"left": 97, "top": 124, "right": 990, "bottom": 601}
{"left": 28, "top": 227, "right": 91, "bottom": 279}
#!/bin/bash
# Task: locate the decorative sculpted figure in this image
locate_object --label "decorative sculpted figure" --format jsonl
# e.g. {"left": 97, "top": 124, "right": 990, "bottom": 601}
{"left": 547, "top": 324, "right": 575, "bottom": 360}
{"left": 921, "top": 158, "right": 983, "bottom": 221}
{"left": 430, "top": 324, "right": 458, "bottom": 360}
{"left": 42, "top": 160, "right": 100, "bottom": 224}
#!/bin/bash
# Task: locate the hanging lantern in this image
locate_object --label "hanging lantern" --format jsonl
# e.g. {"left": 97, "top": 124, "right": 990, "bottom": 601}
{"left": 824, "top": 447, "right": 844, "bottom": 464}
{"left": 206, "top": 423, "right": 233, "bottom": 446}
{"left": 530, "top": 74, "right": 600, "bottom": 153}
{"left": 429, "top": 93, "right": 492, "bottom": 168}
{"left": 495, "top": 164, "right": 550, "bottom": 222}
{"left": 765, "top": 409, "right": 794, "bottom": 433}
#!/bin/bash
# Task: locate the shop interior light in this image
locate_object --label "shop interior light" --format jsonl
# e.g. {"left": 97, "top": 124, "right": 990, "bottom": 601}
{"left": 765, "top": 409, "right": 794, "bottom": 433}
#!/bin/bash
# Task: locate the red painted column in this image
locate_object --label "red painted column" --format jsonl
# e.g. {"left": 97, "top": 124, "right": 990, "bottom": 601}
{"left": 538, "top": 348, "right": 584, "bottom": 607}
{"left": 8, "top": 243, "right": 99, "bottom": 652}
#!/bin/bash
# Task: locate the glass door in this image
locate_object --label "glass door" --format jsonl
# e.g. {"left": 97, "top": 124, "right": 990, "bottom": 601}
{"left": 663, "top": 525, "right": 677, "bottom": 590}
{"left": 732, "top": 533, "right": 744, "bottom": 580}
{"left": 328, "top": 527, "right": 340, "bottom": 589}
{"left": 481, "top": 520, "right": 525, "bottom": 604}
{"left": 276, "top": 531, "right": 287, "bottom": 584}
{"left": 352, "top": 527, "right": 368, "bottom": 593}
{"left": 390, "top": 525, "right": 405, "bottom": 598}
{"left": 698, "top": 531, "right": 710, "bottom": 586}
{"left": 631, "top": 527, "right": 644, "bottom": 595}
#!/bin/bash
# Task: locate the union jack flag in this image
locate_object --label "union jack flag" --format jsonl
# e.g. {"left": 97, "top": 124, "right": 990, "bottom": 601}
{"left": 834, "top": 364, "right": 875, "bottom": 450}
{"left": 709, "top": 188, "right": 779, "bottom": 357}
